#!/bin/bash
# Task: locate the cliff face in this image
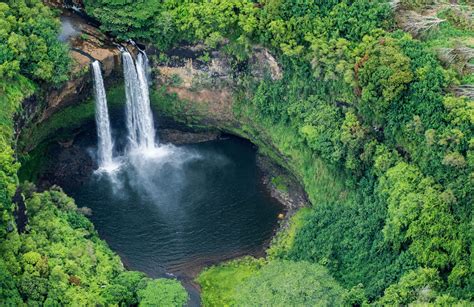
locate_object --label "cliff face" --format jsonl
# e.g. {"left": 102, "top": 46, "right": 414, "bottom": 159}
{"left": 24, "top": 6, "right": 306, "bottom": 213}
{"left": 151, "top": 44, "right": 282, "bottom": 128}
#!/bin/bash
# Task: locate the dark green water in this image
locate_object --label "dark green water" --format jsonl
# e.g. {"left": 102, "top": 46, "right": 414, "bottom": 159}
{"left": 64, "top": 135, "right": 283, "bottom": 281}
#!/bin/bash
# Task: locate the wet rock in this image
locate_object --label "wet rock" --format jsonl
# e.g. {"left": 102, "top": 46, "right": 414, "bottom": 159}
{"left": 257, "top": 155, "right": 308, "bottom": 212}
{"left": 158, "top": 129, "right": 221, "bottom": 145}
{"left": 37, "top": 145, "right": 94, "bottom": 191}
{"left": 40, "top": 10, "right": 130, "bottom": 123}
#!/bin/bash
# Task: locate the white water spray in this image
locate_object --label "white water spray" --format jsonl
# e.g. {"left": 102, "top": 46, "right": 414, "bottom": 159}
{"left": 122, "top": 51, "right": 156, "bottom": 150}
{"left": 92, "top": 61, "right": 114, "bottom": 168}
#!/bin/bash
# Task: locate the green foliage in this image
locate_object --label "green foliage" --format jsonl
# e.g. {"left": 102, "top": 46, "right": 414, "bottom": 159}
{"left": 138, "top": 279, "right": 188, "bottom": 307}
{"left": 0, "top": 0, "right": 70, "bottom": 85}
{"left": 84, "top": 0, "right": 256, "bottom": 51}
{"left": 0, "top": 185, "right": 187, "bottom": 305}
{"left": 357, "top": 35, "right": 414, "bottom": 127}
{"left": 106, "top": 0, "right": 473, "bottom": 303}
{"left": 1, "top": 0, "right": 472, "bottom": 305}
{"left": 197, "top": 257, "right": 263, "bottom": 306}
{"left": 235, "top": 261, "right": 346, "bottom": 306}
{"left": 379, "top": 162, "right": 465, "bottom": 271}
{"left": 0, "top": 0, "right": 70, "bottom": 245}
{"left": 197, "top": 259, "right": 347, "bottom": 306}
{"left": 0, "top": 259, "right": 22, "bottom": 305}
{"left": 267, "top": 208, "right": 311, "bottom": 260}
{"left": 378, "top": 268, "right": 443, "bottom": 305}
{"left": 0, "top": 2, "right": 188, "bottom": 305}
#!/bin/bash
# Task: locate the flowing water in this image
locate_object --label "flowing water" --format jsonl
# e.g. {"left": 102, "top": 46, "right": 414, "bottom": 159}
{"left": 122, "top": 51, "right": 156, "bottom": 150}
{"left": 91, "top": 61, "right": 114, "bottom": 169}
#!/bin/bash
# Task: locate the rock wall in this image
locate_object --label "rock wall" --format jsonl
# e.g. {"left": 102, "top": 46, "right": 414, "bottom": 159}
{"left": 151, "top": 44, "right": 282, "bottom": 128}
{"left": 148, "top": 44, "right": 309, "bottom": 212}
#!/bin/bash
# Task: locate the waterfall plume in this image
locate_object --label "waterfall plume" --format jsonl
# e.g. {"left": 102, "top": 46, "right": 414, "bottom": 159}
{"left": 92, "top": 61, "right": 114, "bottom": 169}
{"left": 122, "top": 51, "right": 156, "bottom": 150}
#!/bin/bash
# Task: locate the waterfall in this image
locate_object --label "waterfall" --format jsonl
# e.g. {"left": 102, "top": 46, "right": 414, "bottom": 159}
{"left": 92, "top": 61, "right": 114, "bottom": 168}
{"left": 122, "top": 51, "right": 156, "bottom": 150}
{"left": 140, "top": 51, "right": 153, "bottom": 86}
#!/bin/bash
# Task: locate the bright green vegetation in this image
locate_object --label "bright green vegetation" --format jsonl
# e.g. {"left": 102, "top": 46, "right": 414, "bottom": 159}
{"left": 1, "top": 0, "right": 70, "bottom": 266}
{"left": 197, "top": 257, "right": 264, "bottom": 306}
{"left": 198, "top": 258, "right": 348, "bottom": 306}
{"left": 137, "top": 279, "right": 189, "bottom": 307}
{"left": 0, "top": 1, "right": 187, "bottom": 305}
{"left": 84, "top": 0, "right": 473, "bottom": 305}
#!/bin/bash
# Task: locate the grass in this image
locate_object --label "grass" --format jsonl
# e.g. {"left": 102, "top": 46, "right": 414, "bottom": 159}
{"left": 270, "top": 175, "right": 289, "bottom": 192}
{"left": 267, "top": 207, "right": 312, "bottom": 259}
{"left": 196, "top": 257, "right": 264, "bottom": 307}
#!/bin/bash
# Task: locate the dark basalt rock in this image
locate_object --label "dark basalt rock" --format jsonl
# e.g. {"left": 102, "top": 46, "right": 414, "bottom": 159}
{"left": 13, "top": 189, "right": 28, "bottom": 234}
{"left": 37, "top": 144, "right": 95, "bottom": 191}
{"left": 158, "top": 129, "right": 221, "bottom": 145}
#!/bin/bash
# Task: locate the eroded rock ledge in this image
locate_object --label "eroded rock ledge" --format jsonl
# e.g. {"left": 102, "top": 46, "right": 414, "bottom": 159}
{"left": 151, "top": 44, "right": 282, "bottom": 127}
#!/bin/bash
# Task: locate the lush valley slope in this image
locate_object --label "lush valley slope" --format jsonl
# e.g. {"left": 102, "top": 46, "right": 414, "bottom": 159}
{"left": 0, "top": 0, "right": 472, "bottom": 306}
{"left": 84, "top": 0, "right": 473, "bottom": 305}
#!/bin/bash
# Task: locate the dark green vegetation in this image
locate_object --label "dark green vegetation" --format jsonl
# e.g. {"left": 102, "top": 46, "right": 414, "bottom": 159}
{"left": 0, "top": 1, "right": 186, "bottom": 305}
{"left": 0, "top": 0, "right": 472, "bottom": 305}
{"left": 85, "top": 0, "right": 473, "bottom": 305}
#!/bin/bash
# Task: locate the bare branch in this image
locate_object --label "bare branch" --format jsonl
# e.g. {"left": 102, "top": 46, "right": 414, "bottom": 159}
{"left": 437, "top": 44, "right": 474, "bottom": 75}
{"left": 400, "top": 11, "right": 446, "bottom": 37}
{"left": 389, "top": 0, "right": 401, "bottom": 11}
{"left": 451, "top": 85, "right": 474, "bottom": 100}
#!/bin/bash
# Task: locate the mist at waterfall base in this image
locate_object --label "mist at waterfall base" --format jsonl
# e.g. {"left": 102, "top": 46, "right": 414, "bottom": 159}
{"left": 83, "top": 53, "right": 282, "bottom": 284}
{"left": 67, "top": 134, "right": 282, "bottom": 278}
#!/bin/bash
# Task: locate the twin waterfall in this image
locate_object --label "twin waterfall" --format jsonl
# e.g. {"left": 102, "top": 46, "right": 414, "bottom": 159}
{"left": 92, "top": 50, "right": 156, "bottom": 172}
